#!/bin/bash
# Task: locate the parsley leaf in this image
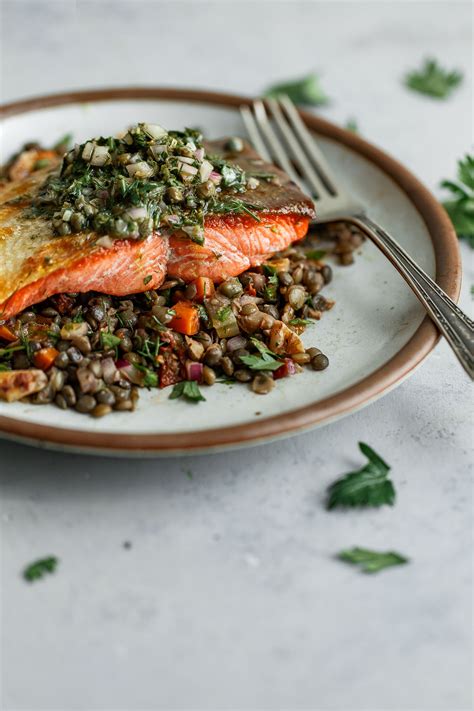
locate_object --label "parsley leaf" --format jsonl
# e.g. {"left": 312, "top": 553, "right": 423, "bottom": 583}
{"left": 305, "top": 249, "right": 326, "bottom": 260}
{"left": 345, "top": 118, "right": 359, "bottom": 133}
{"left": 264, "top": 72, "right": 329, "bottom": 106}
{"left": 23, "top": 556, "right": 58, "bottom": 582}
{"left": 239, "top": 337, "right": 282, "bottom": 371}
{"left": 289, "top": 318, "right": 312, "bottom": 326}
{"left": 405, "top": 58, "right": 463, "bottom": 99}
{"left": 338, "top": 547, "right": 408, "bottom": 574}
{"left": 134, "top": 363, "right": 159, "bottom": 387}
{"left": 143, "top": 274, "right": 153, "bottom": 286}
{"left": 169, "top": 380, "right": 206, "bottom": 402}
{"left": 326, "top": 442, "right": 395, "bottom": 509}
{"left": 441, "top": 155, "right": 474, "bottom": 247}
{"left": 100, "top": 331, "right": 121, "bottom": 351}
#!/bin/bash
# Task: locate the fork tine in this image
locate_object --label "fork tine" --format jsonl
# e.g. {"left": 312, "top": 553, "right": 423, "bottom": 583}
{"left": 251, "top": 100, "right": 305, "bottom": 190}
{"left": 279, "top": 95, "right": 338, "bottom": 195}
{"left": 240, "top": 105, "right": 272, "bottom": 162}
{"left": 265, "top": 97, "right": 326, "bottom": 198}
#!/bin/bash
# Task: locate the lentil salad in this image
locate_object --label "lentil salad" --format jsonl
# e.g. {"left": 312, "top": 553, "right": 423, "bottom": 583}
{"left": 0, "top": 137, "right": 363, "bottom": 416}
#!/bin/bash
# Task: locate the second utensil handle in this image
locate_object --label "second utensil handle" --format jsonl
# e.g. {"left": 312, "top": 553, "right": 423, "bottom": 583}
{"left": 349, "top": 214, "right": 474, "bottom": 379}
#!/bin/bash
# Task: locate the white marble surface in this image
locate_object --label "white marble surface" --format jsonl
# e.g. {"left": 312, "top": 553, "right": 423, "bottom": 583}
{"left": 0, "top": 1, "right": 473, "bottom": 709}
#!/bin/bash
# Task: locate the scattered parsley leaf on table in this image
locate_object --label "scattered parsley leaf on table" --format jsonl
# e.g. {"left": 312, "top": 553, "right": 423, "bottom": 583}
{"left": 23, "top": 556, "right": 58, "bottom": 582}
{"left": 440, "top": 154, "right": 474, "bottom": 247}
{"left": 169, "top": 380, "right": 206, "bottom": 403}
{"left": 264, "top": 73, "right": 329, "bottom": 106}
{"left": 405, "top": 58, "right": 463, "bottom": 99}
{"left": 326, "top": 442, "right": 395, "bottom": 509}
{"left": 345, "top": 118, "right": 359, "bottom": 133}
{"left": 338, "top": 547, "right": 408, "bottom": 574}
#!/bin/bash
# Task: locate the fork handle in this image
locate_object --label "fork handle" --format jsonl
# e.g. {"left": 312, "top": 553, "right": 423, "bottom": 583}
{"left": 349, "top": 214, "right": 474, "bottom": 379}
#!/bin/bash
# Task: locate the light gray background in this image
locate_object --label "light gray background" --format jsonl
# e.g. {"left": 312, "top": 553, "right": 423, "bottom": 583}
{"left": 0, "top": 1, "right": 472, "bottom": 710}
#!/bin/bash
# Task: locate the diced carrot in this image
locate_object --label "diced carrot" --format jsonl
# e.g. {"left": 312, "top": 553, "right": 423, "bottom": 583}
{"left": 192, "top": 277, "right": 215, "bottom": 302}
{"left": 33, "top": 346, "right": 59, "bottom": 371}
{"left": 0, "top": 325, "right": 17, "bottom": 343}
{"left": 168, "top": 301, "right": 200, "bottom": 336}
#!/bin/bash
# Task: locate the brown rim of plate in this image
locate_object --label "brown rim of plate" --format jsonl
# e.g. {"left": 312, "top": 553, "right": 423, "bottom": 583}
{"left": 0, "top": 87, "right": 462, "bottom": 455}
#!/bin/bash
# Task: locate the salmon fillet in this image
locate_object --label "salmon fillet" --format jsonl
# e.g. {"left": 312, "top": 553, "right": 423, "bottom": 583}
{"left": 169, "top": 213, "right": 310, "bottom": 281}
{"left": 0, "top": 138, "right": 314, "bottom": 318}
{"left": 169, "top": 139, "right": 314, "bottom": 281}
{"left": 0, "top": 168, "right": 167, "bottom": 318}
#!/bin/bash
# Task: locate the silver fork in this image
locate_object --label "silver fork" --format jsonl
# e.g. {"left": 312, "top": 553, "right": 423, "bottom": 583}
{"left": 240, "top": 96, "right": 474, "bottom": 379}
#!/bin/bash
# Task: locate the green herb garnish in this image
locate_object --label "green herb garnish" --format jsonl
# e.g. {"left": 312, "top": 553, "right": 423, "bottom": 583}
{"left": 239, "top": 337, "right": 282, "bottom": 371}
{"left": 263, "top": 273, "right": 279, "bottom": 302}
{"left": 34, "top": 124, "right": 261, "bottom": 245}
{"left": 305, "top": 249, "right": 326, "bottom": 260}
{"left": 326, "top": 442, "right": 395, "bottom": 509}
{"left": 441, "top": 154, "right": 474, "bottom": 247}
{"left": 216, "top": 305, "right": 232, "bottom": 322}
{"left": 143, "top": 275, "right": 153, "bottom": 286}
{"left": 289, "top": 318, "right": 312, "bottom": 326}
{"left": 405, "top": 58, "right": 463, "bottom": 99}
{"left": 134, "top": 363, "right": 158, "bottom": 388}
{"left": 264, "top": 73, "right": 328, "bottom": 106}
{"left": 338, "top": 547, "right": 408, "bottom": 574}
{"left": 100, "top": 331, "right": 121, "bottom": 352}
{"left": 345, "top": 118, "right": 359, "bottom": 133}
{"left": 23, "top": 556, "right": 58, "bottom": 582}
{"left": 169, "top": 380, "right": 206, "bottom": 402}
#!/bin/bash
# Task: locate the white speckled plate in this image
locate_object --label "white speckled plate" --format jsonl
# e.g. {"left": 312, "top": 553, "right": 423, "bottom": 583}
{"left": 0, "top": 89, "right": 460, "bottom": 455}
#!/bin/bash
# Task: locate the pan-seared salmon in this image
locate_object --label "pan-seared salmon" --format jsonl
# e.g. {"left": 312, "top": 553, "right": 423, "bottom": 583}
{"left": 0, "top": 133, "right": 314, "bottom": 318}
{"left": 169, "top": 213, "right": 310, "bottom": 281}
{"left": 0, "top": 168, "right": 167, "bottom": 318}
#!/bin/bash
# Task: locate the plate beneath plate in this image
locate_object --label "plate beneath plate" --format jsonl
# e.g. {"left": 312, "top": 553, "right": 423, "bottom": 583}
{"left": 0, "top": 88, "right": 460, "bottom": 455}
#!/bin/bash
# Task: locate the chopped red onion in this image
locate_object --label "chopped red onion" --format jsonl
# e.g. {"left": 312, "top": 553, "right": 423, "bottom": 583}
{"left": 185, "top": 361, "right": 203, "bottom": 381}
{"left": 81, "top": 141, "right": 95, "bottom": 161}
{"left": 209, "top": 171, "right": 222, "bottom": 185}
{"left": 149, "top": 143, "right": 167, "bottom": 158}
{"left": 199, "top": 160, "right": 213, "bottom": 182}
{"left": 96, "top": 235, "right": 114, "bottom": 249}
{"left": 126, "top": 161, "right": 154, "bottom": 178}
{"left": 226, "top": 335, "right": 248, "bottom": 352}
{"left": 194, "top": 147, "right": 205, "bottom": 161}
{"left": 101, "top": 357, "right": 118, "bottom": 385}
{"left": 118, "top": 363, "right": 144, "bottom": 386}
{"left": 90, "top": 145, "right": 111, "bottom": 166}
{"left": 126, "top": 206, "right": 148, "bottom": 220}
{"left": 177, "top": 155, "right": 195, "bottom": 165}
{"left": 143, "top": 123, "right": 168, "bottom": 139}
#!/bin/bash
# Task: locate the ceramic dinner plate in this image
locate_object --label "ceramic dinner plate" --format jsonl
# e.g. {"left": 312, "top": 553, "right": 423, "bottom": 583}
{"left": 0, "top": 88, "right": 460, "bottom": 455}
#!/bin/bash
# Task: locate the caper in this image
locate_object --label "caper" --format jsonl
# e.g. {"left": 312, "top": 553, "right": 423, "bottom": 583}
{"left": 225, "top": 137, "right": 244, "bottom": 153}
{"left": 75, "top": 394, "right": 97, "bottom": 413}
{"left": 166, "top": 186, "right": 184, "bottom": 203}
{"left": 196, "top": 180, "right": 216, "bottom": 199}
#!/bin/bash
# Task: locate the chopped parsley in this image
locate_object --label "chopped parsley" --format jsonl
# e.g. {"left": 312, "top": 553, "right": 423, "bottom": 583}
{"left": 23, "top": 556, "right": 58, "bottom": 582}
{"left": 100, "top": 331, "right": 121, "bottom": 353}
{"left": 405, "top": 58, "right": 463, "bottom": 99}
{"left": 264, "top": 73, "right": 329, "bottom": 106}
{"left": 440, "top": 154, "right": 474, "bottom": 247}
{"left": 143, "top": 275, "right": 153, "bottom": 286}
{"left": 305, "top": 249, "right": 326, "bottom": 260}
{"left": 134, "top": 363, "right": 159, "bottom": 387}
{"left": 326, "top": 442, "right": 395, "bottom": 509}
{"left": 338, "top": 547, "right": 408, "bottom": 574}
{"left": 239, "top": 337, "right": 282, "bottom": 371}
{"left": 169, "top": 380, "right": 206, "bottom": 402}
{"left": 289, "top": 318, "right": 312, "bottom": 326}
{"left": 33, "top": 123, "right": 262, "bottom": 245}
{"left": 345, "top": 118, "right": 359, "bottom": 133}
